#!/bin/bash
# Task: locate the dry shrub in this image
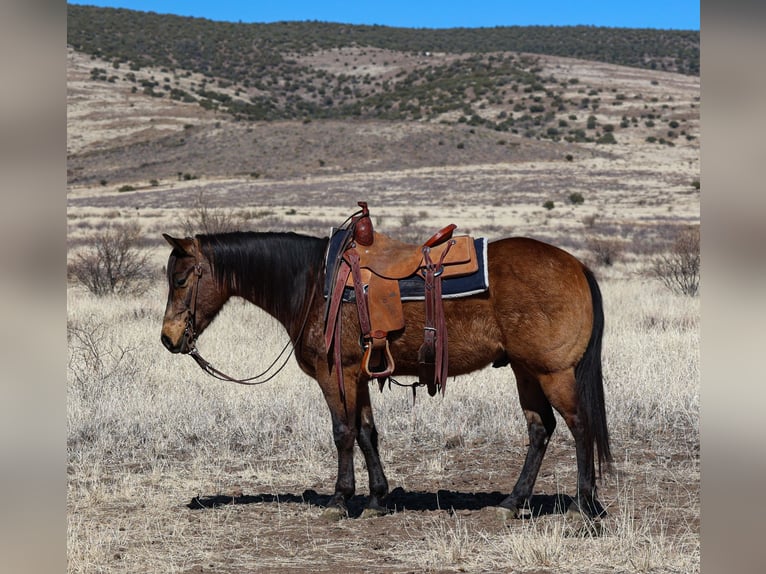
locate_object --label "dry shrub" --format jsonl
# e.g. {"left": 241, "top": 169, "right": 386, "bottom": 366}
{"left": 649, "top": 225, "right": 700, "bottom": 296}
{"left": 181, "top": 190, "right": 243, "bottom": 236}
{"left": 68, "top": 222, "right": 152, "bottom": 296}
{"left": 582, "top": 213, "right": 599, "bottom": 228}
{"left": 586, "top": 236, "right": 624, "bottom": 267}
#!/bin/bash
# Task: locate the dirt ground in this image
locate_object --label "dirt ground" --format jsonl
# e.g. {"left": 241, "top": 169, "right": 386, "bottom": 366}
{"left": 73, "top": 431, "right": 697, "bottom": 573}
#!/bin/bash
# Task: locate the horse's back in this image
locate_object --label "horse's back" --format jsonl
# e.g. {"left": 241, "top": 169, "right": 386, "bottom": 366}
{"left": 487, "top": 236, "right": 586, "bottom": 272}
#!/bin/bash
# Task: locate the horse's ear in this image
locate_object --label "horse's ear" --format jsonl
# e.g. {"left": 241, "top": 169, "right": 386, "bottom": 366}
{"left": 162, "top": 233, "right": 196, "bottom": 256}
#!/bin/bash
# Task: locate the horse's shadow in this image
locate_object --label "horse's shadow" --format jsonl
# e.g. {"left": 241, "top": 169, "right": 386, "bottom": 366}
{"left": 188, "top": 487, "right": 575, "bottom": 518}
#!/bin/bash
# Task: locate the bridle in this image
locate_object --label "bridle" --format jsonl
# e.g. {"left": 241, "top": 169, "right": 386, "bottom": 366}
{"left": 178, "top": 261, "right": 204, "bottom": 355}
{"left": 178, "top": 258, "right": 317, "bottom": 386}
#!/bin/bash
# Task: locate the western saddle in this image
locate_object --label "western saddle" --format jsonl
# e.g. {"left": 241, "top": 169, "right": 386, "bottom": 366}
{"left": 324, "top": 202, "right": 479, "bottom": 399}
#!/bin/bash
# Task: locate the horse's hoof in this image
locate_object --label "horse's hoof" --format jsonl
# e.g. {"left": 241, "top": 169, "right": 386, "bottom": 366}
{"left": 495, "top": 505, "right": 516, "bottom": 523}
{"left": 320, "top": 505, "right": 348, "bottom": 522}
{"left": 565, "top": 503, "right": 604, "bottom": 537}
{"left": 495, "top": 504, "right": 528, "bottom": 523}
{"left": 361, "top": 505, "right": 390, "bottom": 519}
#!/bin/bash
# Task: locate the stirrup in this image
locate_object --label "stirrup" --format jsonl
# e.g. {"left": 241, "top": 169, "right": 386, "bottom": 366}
{"left": 361, "top": 338, "right": 395, "bottom": 379}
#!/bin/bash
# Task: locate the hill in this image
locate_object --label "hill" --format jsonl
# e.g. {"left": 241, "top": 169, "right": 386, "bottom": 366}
{"left": 67, "top": 4, "right": 699, "bottom": 252}
{"left": 67, "top": 6, "right": 699, "bottom": 186}
{"left": 67, "top": 5, "right": 698, "bottom": 127}
{"left": 67, "top": 5, "right": 699, "bottom": 77}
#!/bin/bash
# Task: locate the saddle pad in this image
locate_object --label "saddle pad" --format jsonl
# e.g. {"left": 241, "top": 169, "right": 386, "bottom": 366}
{"left": 323, "top": 229, "right": 489, "bottom": 302}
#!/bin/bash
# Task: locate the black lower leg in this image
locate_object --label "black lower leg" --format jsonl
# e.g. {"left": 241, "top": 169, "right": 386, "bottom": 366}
{"left": 357, "top": 422, "right": 389, "bottom": 510}
{"left": 503, "top": 417, "right": 553, "bottom": 511}
{"left": 571, "top": 418, "right": 605, "bottom": 518}
{"left": 330, "top": 418, "right": 356, "bottom": 511}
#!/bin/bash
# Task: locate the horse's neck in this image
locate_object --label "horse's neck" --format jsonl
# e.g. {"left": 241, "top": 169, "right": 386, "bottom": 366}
{"left": 214, "top": 234, "right": 323, "bottom": 337}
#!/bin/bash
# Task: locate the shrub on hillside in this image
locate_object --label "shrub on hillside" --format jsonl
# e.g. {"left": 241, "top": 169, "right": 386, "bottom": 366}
{"left": 568, "top": 192, "right": 585, "bottom": 205}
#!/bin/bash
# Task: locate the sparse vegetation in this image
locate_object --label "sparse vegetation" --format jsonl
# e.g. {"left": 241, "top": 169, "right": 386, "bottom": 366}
{"left": 68, "top": 222, "right": 153, "bottom": 296}
{"left": 586, "top": 236, "right": 623, "bottom": 267}
{"left": 649, "top": 225, "right": 700, "bottom": 296}
{"left": 582, "top": 213, "right": 599, "bottom": 228}
{"left": 180, "top": 191, "right": 243, "bottom": 236}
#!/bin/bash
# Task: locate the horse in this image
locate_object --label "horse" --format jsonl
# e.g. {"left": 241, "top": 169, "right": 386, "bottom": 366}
{"left": 160, "top": 225, "right": 612, "bottom": 520}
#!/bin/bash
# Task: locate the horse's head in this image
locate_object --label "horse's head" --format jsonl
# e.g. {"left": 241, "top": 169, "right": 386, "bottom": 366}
{"left": 160, "top": 233, "right": 225, "bottom": 354}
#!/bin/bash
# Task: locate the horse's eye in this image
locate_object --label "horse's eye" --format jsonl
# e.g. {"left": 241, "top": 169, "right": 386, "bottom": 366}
{"left": 174, "top": 276, "right": 187, "bottom": 288}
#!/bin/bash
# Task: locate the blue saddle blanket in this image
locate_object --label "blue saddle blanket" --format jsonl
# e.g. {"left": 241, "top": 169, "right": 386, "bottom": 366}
{"left": 323, "top": 230, "right": 489, "bottom": 302}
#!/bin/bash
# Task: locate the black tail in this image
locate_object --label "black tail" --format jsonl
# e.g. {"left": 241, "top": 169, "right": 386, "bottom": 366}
{"left": 575, "top": 267, "right": 612, "bottom": 476}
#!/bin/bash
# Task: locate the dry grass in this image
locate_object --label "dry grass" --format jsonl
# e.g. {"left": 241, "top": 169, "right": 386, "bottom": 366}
{"left": 67, "top": 264, "right": 699, "bottom": 572}
{"left": 66, "top": 174, "right": 699, "bottom": 572}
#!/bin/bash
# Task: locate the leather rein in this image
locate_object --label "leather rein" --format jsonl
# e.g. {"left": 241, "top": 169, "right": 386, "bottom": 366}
{"left": 181, "top": 259, "right": 317, "bottom": 386}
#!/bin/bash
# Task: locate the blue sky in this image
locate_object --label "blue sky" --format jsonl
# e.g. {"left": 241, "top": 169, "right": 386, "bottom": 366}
{"left": 68, "top": 1, "right": 700, "bottom": 30}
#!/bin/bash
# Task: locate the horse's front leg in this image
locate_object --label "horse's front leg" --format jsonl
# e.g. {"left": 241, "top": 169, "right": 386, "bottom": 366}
{"left": 355, "top": 378, "right": 389, "bottom": 516}
{"left": 327, "top": 411, "right": 355, "bottom": 517}
{"left": 317, "top": 365, "right": 360, "bottom": 519}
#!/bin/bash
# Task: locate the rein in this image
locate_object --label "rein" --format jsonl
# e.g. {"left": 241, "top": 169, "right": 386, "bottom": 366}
{"left": 182, "top": 259, "right": 318, "bottom": 386}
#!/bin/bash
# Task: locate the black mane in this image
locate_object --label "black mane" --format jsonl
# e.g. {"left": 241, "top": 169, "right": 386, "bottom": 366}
{"left": 197, "top": 231, "right": 327, "bottom": 330}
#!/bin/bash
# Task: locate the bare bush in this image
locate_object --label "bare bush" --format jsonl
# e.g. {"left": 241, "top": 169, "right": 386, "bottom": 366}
{"left": 68, "top": 222, "right": 152, "bottom": 296}
{"left": 67, "top": 316, "right": 138, "bottom": 403}
{"left": 181, "top": 190, "right": 243, "bottom": 236}
{"left": 586, "top": 236, "right": 624, "bottom": 267}
{"left": 582, "top": 213, "right": 599, "bottom": 228}
{"left": 649, "top": 225, "right": 700, "bottom": 296}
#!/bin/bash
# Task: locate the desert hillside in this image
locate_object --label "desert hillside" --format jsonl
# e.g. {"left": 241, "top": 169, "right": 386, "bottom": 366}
{"left": 67, "top": 41, "right": 699, "bottom": 256}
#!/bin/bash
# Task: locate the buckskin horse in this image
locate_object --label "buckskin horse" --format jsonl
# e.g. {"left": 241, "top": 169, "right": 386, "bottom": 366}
{"left": 160, "top": 208, "right": 611, "bottom": 520}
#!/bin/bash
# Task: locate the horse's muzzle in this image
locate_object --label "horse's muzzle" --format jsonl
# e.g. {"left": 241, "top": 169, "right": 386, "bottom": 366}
{"left": 161, "top": 312, "right": 197, "bottom": 353}
{"left": 161, "top": 332, "right": 184, "bottom": 353}
{"left": 161, "top": 328, "right": 194, "bottom": 354}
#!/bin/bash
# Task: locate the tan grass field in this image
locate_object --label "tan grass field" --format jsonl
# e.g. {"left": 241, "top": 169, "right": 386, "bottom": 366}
{"left": 67, "top": 45, "right": 699, "bottom": 573}
{"left": 67, "top": 273, "right": 699, "bottom": 573}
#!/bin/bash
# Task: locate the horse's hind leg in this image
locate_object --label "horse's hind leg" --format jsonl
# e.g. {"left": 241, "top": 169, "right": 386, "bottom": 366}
{"left": 538, "top": 369, "right": 605, "bottom": 519}
{"left": 355, "top": 381, "right": 389, "bottom": 515}
{"left": 499, "top": 366, "right": 557, "bottom": 517}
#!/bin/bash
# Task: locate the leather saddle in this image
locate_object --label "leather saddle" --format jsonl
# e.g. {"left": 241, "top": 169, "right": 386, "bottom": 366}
{"left": 324, "top": 202, "right": 479, "bottom": 399}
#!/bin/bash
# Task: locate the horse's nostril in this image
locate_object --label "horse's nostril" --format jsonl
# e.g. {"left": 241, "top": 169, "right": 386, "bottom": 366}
{"left": 161, "top": 333, "right": 177, "bottom": 352}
